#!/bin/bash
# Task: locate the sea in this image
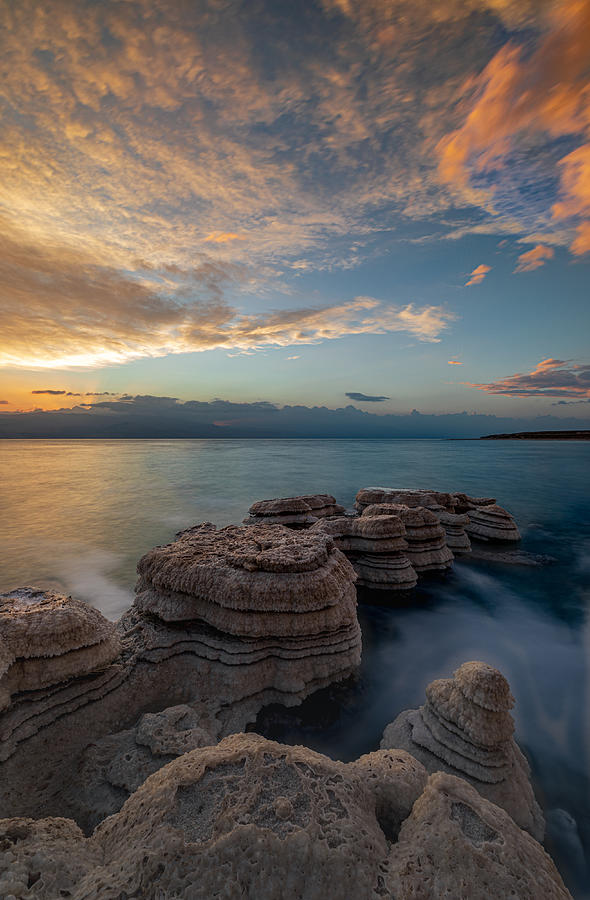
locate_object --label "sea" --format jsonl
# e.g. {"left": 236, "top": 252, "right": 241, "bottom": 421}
{"left": 1, "top": 438, "right": 589, "bottom": 896}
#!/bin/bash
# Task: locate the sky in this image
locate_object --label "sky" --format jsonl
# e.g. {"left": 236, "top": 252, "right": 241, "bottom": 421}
{"left": 1, "top": 0, "right": 589, "bottom": 436}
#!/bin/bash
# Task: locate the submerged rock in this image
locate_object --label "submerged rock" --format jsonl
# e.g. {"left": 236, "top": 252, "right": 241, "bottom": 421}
{"left": 244, "top": 493, "right": 345, "bottom": 527}
{"left": 312, "top": 514, "right": 418, "bottom": 590}
{"left": 0, "top": 734, "right": 571, "bottom": 899}
{"left": 381, "top": 660, "right": 544, "bottom": 840}
{"left": 362, "top": 504, "right": 454, "bottom": 573}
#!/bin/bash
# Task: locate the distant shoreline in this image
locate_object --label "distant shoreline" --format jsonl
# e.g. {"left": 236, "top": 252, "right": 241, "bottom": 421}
{"left": 480, "top": 430, "right": 590, "bottom": 440}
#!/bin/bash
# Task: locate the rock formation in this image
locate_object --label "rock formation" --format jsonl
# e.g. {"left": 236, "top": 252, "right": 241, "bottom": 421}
{"left": 0, "top": 525, "right": 361, "bottom": 827}
{"left": 362, "top": 503, "right": 454, "bottom": 573}
{"left": 0, "top": 734, "right": 571, "bottom": 899}
{"left": 312, "top": 514, "right": 418, "bottom": 590}
{"left": 0, "top": 587, "right": 121, "bottom": 712}
{"left": 381, "top": 660, "right": 544, "bottom": 840}
{"left": 244, "top": 493, "right": 345, "bottom": 527}
{"left": 464, "top": 503, "right": 521, "bottom": 542}
{"left": 355, "top": 488, "right": 472, "bottom": 554}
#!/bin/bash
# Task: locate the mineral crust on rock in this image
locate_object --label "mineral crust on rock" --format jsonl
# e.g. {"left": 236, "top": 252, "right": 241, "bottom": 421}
{"left": 0, "top": 588, "right": 121, "bottom": 711}
{"left": 388, "top": 771, "right": 570, "bottom": 900}
{"left": 465, "top": 503, "right": 521, "bottom": 542}
{"left": 356, "top": 488, "right": 472, "bottom": 554}
{"left": 362, "top": 504, "right": 454, "bottom": 573}
{"left": 312, "top": 515, "right": 418, "bottom": 590}
{"left": 381, "top": 660, "right": 544, "bottom": 840}
{"left": 0, "top": 734, "right": 571, "bottom": 899}
{"left": 0, "top": 525, "right": 361, "bottom": 826}
{"left": 244, "top": 493, "right": 345, "bottom": 527}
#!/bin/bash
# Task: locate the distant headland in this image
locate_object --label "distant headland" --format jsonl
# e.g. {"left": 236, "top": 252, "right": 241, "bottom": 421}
{"left": 481, "top": 430, "right": 590, "bottom": 440}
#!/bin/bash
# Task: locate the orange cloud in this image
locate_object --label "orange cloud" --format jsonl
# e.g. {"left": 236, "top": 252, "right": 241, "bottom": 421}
{"left": 466, "top": 358, "right": 590, "bottom": 398}
{"left": 436, "top": 0, "right": 590, "bottom": 253}
{"left": 514, "top": 244, "right": 554, "bottom": 273}
{"left": 204, "top": 233, "right": 246, "bottom": 244}
{"left": 465, "top": 264, "right": 491, "bottom": 286}
{"left": 447, "top": 360, "right": 463, "bottom": 365}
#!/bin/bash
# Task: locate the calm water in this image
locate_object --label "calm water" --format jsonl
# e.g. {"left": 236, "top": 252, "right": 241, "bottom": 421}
{"left": 1, "top": 438, "right": 589, "bottom": 896}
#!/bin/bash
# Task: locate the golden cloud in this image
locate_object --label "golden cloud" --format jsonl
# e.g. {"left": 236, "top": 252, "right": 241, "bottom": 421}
{"left": 0, "top": 223, "right": 455, "bottom": 369}
{"left": 465, "top": 263, "right": 491, "bottom": 286}
{"left": 514, "top": 244, "right": 555, "bottom": 272}
{"left": 436, "top": 0, "right": 590, "bottom": 254}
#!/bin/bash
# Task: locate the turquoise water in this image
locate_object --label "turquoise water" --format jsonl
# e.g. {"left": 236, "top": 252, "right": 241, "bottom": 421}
{"left": 1, "top": 438, "right": 589, "bottom": 895}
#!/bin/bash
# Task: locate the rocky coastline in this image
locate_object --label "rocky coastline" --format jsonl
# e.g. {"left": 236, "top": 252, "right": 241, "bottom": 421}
{"left": 0, "top": 487, "right": 572, "bottom": 898}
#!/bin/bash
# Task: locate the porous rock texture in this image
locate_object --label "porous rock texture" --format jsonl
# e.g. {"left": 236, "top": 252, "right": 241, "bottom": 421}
{"left": 381, "top": 660, "right": 545, "bottom": 840}
{"left": 0, "top": 588, "right": 121, "bottom": 712}
{"left": 0, "top": 525, "right": 361, "bottom": 826}
{"left": 312, "top": 515, "right": 418, "bottom": 590}
{"left": 355, "top": 488, "right": 472, "bottom": 554}
{"left": 244, "top": 493, "right": 345, "bottom": 527}
{"left": 362, "top": 504, "right": 454, "bottom": 573}
{"left": 0, "top": 734, "right": 571, "bottom": 900}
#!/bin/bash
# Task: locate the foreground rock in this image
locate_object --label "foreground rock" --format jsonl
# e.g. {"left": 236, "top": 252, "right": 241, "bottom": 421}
{"left": 0, "top": 526, "right": 361, "bottom": 826}
{"left": 244, "top": 493, "right": 345, "bottom": 527}
{"left": 381, "top": 660, "right": 544, "bottom": 840}
{"left": 0, "top": 733, "right": 570, "bottom": 899}
{"left": 312, "top": 514, "right": 418, "bottom": 590}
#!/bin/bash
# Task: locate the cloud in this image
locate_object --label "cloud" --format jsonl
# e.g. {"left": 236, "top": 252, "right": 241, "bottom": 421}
{"left": 1, "top": 393, "right": 588, "bottom": 439}
{"left": 204, "top": 233, "right": 246, "bottom": 244}
{"left": 514, "top": 244, "right": 554, "bottom": 273}
{"left": 32, "top": 390, "right": 68, "bottom": 395}
{"left": 447, "top": 360, "right": 463, "bottom": 365}
{"left": 0, "top": 400, "right": 8, "bottom": 405}
{"left": 466, "top": 358, "right": 590, "bottom": 399}
{"left": 0, "top": 220, "right": 455, "bottom": 368}
{"left": 465, "top": 264, "right": 491, "bottom": 286}
{"left": 436, "top": 0, "right": 590, "bottom": 253}
{"left": 286, "top": 355, "right": 301, "bottom": 360}
{"left": 345, "top": 392, "right": 390, "bottom": 402}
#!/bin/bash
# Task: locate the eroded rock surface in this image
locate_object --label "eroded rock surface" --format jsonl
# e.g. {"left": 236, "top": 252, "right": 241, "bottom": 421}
{"left": 362, "top": 504, "right": 453, "bottom": 573}
{"left": 0, "top": 588, "right": 121, "bottom": 713}
{"left": 244, "top": 493, "right": 345, "bottom": 527}
{"left": 381, "top": 660, "right": 544, "bottom": 840}
{"left": 0, "top": 735, "right": 570, "bottom": 899}
{"left": 313, "top": 514, "right": 418, "bottom": 590}
{"left": 0, "top": 526, "right": 361, "bottom": 826}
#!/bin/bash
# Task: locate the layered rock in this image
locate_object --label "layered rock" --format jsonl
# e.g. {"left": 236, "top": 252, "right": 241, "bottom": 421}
{"left": 464, "top": 503, "right": 521, "bottom": 542}
{"left": 355, "top": 487, "right": 458, "bottom": 513}
{"left": 312, "top": 515, "right": 418, "bottom": 590}
{"left": 0, "top": 734, "right": 571, "bottom": 899}
{"left": 362, "top": 503, "right": 454, "bottom": 573}
{"left": 0, "top": 588, "right": 121, "bottom": 712}
{"left": 244, "top": 493, "right": 345, "bottom": 527}
{"left": 381, "top": 660, "right": 544, "bottom": 840}
{"left": 356, "top": 488, "right": 472, "bottom": 554}
{"left": 0, "top": 526, "right": 361, "bottom": 826}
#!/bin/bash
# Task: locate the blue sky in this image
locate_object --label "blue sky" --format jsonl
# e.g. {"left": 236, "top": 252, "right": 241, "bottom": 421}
{"left": 0, "top": 0, "right": 589, "bottom": 429}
